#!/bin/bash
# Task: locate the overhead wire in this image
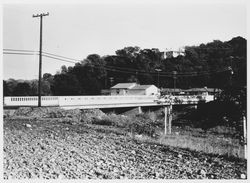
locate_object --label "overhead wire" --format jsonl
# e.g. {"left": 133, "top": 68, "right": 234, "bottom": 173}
{"left": 42, "top": 54, "right": 78, "bottom": 64}
{"left": 3, "top": 52, "right": 38, "bottom": 56}
{"left": 3, "top": 48, "right": 38, "bottom": 53}
{"left": 3, "top": 48, "right": 233, "bottom": 77}
{"left": 42, "top": 51, "right": 81, "bottom": 62}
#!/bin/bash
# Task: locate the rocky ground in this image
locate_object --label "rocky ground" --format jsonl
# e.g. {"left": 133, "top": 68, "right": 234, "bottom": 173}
{"left": 3, "top": 108, "right": 247, "bottom": 179}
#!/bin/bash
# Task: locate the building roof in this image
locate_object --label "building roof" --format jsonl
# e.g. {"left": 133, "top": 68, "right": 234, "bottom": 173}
{"left": 162, "top": 88, "right": 182, "bottom": 92}
{"left": 111, "top": 83, "right": 136, "bottom": 89}
{"left": 130, "top": 85, "right": 156, "bottom": 90}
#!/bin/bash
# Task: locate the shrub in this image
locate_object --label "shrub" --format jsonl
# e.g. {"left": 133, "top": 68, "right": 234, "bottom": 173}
{"left": 128, "top": 114, "right": 156, "bottom": 137}
{"left": 91, "top": 117, "right": 113, "bottom": 126}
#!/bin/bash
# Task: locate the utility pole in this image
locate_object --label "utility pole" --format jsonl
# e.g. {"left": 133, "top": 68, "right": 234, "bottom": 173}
{"left": 155, "top": 68, "right": 162, "bottom": 88}
{"left": 33, "top": 12, "right": 49, "bottom": 107}
{"left": 173, "top": 71, "right": 177, "bottom": 94}
{"left": 136, "top": 71, "right": 138, "bottom": 83}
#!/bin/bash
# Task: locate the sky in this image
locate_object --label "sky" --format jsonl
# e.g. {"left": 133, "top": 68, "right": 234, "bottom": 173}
{"left": 2, "top": 0, "right": 247, "bottom": 80}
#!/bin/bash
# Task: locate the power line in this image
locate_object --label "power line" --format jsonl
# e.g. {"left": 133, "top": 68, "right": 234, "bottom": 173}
{"left": 3, "top": 49, "right": 38, "bottom": 53}
{"left": 42, "top": 54, "right": 78, "bottom": 64}
{"left": 3, "top": 48, "right": 81, "bottom": 63}
{"left": 42, "top": 51, "right": 81, "bottom": 62}
{"left": 3, "top": 52, "right": 38, "bottom": 56}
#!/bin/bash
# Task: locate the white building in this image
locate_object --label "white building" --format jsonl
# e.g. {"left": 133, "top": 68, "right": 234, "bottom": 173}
{"left": 111, "top": 83, "right": 159, "bottom": 96}
{"left": 110, "top": 83, "right": 137, "bottom": 95}
{"left": 128, "top": 85, "right": 159, "bottom": 96}
{"left": 161, "top": 48, "right": 186, "bottom": 59}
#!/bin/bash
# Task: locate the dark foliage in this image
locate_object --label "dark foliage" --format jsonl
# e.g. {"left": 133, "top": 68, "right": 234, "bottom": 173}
{"left": 184, "top": 86, "right": 246, "bottom": 138}
{"left": 3, "top": 80, "right": 11, "bottom": 96}
{"left": 52, "top": 74, "right": 82, "bottom": 95}
{"left": 12, "top": 82, "right": 31, "bottom": 96}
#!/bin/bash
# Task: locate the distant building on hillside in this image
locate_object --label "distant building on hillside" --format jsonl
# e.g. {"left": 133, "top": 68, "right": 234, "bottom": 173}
{"left": 161, "top": 48, "right": 186, "bottom": 59}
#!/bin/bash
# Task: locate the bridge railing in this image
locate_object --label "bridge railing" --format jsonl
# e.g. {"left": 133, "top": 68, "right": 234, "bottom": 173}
{"left": 4, "top": 96, "right": 59, "bottom": 106}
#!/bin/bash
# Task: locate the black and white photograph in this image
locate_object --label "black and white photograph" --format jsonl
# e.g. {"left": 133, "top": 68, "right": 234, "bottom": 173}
{"left": 1, "top": 0, "right": 248, "bottom": 180}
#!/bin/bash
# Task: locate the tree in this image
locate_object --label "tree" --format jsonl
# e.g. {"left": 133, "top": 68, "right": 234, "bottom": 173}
{"left": 5, "top": 78, "right": 18, "bottom": 95}
{"left": 30, "top": 80, "right": 38, "bottom": 95}
{"left": 12, "top": 82, "right": 31, "bottom": 96}
{"left": 52, "top": 74, "right": 82, "bottom": 95}
{"left": 60, "top": 65, "right": 68, "bottom": 74}
{"left": 43, "top": 73, "right": 52, "bottom": 80}
{"left": 3, "top": 80, "right": 11, "bottom": 96}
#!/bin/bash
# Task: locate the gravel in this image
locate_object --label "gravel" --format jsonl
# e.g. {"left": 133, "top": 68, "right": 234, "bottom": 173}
{"left": 3, "top": 117, "right": 247, "bottom": 179}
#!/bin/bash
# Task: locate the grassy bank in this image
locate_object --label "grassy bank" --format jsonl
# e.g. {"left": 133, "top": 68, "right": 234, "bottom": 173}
{"left": 155, "top": 126, "right": 245, "bottom": 159}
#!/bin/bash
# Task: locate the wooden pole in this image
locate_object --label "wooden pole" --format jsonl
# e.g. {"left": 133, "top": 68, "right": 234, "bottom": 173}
{"left": 243, "top": 116, "right": 247, "bottom": 159}
{"left": 33, "top": 12, "right": 49, "bottom": 107}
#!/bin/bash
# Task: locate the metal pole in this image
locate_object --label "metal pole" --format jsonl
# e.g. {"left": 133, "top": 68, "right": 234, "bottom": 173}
{"left": 168, "top": 105, "right": 172, "bottom": 134}
{"left": 174, "top": 78, "right": 176, "bottom": 93}
{"left": 155, "top": 69, "right": 162, "bottom": 88}
{"left": 33, "top": 12, "right": 49, "bottom": 107}
{"left": 164, "top": 106, "right": 167, "bottom": 135}
{"left": 136, "top": 71, "right": 138, "bottom": 83}
{"left": 157, "top": 71, "right": 159, "bottom": 88}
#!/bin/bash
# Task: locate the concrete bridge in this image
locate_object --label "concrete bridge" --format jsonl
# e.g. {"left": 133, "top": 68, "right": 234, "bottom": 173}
{"left": 3, "top": 95, "right": 214, "bottom": 109}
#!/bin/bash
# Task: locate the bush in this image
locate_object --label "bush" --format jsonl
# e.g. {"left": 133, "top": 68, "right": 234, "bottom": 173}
{"left": 90, "top": 113, "right": 157, "bottom": 137}
{"left": 91, "top": 118, "right": 113, "bottom": 126}
{"left": 128, "top": 114, "right": 156, "bottom": 137}
{"left": 91, "top": 113, "right": 131, "bottom": 127}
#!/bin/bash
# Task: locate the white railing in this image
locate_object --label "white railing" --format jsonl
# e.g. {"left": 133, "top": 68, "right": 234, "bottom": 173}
{"left": 4, "top": 96, "right": 59, "bottom": 106}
